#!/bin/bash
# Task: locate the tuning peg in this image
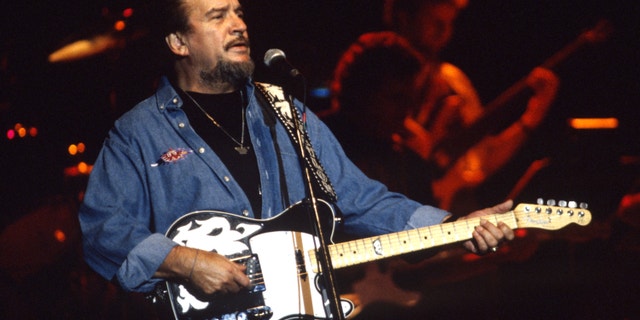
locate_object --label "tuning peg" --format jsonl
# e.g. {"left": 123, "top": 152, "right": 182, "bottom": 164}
{"left": 558, "top": 200, "right": 567, "bottom": 207}
{"left": 579, "top": 202, "right": 589, "bottom": 209}
{"left": 568, "top": 201, "right": 577, "bottom": 208}
{"left": 537, "top": 198, "right": 544, "bottom": 205}
{"left": 546, "top": 199, "right": 556, "bottom": 206}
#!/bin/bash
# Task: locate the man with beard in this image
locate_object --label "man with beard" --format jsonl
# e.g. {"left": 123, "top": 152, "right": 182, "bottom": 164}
{"left": 78, "top": 0, "right": 514, "bottom": 315}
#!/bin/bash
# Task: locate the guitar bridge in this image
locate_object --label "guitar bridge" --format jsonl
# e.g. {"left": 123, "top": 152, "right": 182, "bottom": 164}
{"left": 233, "top": 253, "right": 266, "bottom": 293}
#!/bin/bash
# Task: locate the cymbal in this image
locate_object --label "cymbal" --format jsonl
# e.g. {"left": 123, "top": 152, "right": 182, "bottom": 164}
{"left": 48, "top": 32, "right": 122, "bottom": 63}
{"left": 48, "top": 6, "right": 147, "bottom": 63}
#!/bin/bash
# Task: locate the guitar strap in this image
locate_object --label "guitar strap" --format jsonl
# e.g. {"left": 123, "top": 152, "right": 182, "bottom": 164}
{"left": 254, "top": 82, "right": 337, "bottom": 203}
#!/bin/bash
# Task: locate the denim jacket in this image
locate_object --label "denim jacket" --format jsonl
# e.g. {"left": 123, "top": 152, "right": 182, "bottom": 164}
{"left": 78, "top": 77, "right": 450, "bottom": 292}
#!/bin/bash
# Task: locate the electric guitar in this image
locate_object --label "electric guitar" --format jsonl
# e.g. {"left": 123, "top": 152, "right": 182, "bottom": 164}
{"left": 425, "top": 19, "right": 613, "bottom": 172}
{"left": 154, "top": 199, "right": 591, "bottom": 320}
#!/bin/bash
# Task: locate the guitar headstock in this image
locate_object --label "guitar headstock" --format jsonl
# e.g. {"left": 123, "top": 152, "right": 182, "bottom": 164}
{"left": 580, "top": 19, "right": 613, "bottom": 44}
{"left": 514, "top": 199, "right": 592, "bottom": 230}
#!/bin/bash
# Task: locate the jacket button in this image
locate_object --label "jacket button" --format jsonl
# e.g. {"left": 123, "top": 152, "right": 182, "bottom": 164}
{"left": 178, "top": 122, "right": 185, "bottom": 128}
{"left": 242, "top": 209, "right": 250, "bottom": 216}
{"left": 224, "top": 176, "right": 230, "bottom": 182}
{"left": 198, "top": 148, "right": 205, "bottom": 154}
{"left": 172, "top": 98, "right": 178, "bottom": 104}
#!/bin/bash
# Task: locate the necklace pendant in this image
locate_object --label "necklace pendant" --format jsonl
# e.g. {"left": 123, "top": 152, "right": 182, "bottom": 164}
{"left": 235, "top": 146, "right": 250, "bottom": 155}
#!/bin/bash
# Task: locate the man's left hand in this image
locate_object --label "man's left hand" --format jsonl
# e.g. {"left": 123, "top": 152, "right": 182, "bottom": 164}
{"left": 459, "top": 199, "right": 515, "bottom": 254}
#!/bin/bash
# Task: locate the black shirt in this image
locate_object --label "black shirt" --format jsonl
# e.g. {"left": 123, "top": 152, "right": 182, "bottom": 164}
{"left": 178, "top": 89, "right": 263, "bottom": 217}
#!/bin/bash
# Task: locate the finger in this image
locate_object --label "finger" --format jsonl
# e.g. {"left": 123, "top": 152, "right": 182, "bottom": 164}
{"left": 481, "top": 220, "right": 505, "bottom": 243}
{"left": 463, "top": 239, "right": 478, "bottom": 254}
{"left": 233, "top": 264, "right": 251, "bottom": 288}
{"left": 403, "top": 117, "right": 424, "bottom": 134}
{"left": 491, "top": 199, "right": 513, "bottom": 214}
{"left": 467, "top": 199, "right": 513, "bottom": 219}
{"left": 475, "top": 221, "right": 500, "bottom": 248}
{"left": 497, "top": 221, "right": 515, "bottom": 241}
{"left": 472, "top": 227, "right": 490, "bottom": 252}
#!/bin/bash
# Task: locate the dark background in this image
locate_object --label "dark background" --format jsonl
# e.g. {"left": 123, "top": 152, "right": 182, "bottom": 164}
{"left": 1, "top": 0, "right": 639, "bottom": 319}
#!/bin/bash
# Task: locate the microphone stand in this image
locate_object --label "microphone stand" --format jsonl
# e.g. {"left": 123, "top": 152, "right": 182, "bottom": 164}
{"left": 284, "top": 82, "right": 344, "bottom": 320}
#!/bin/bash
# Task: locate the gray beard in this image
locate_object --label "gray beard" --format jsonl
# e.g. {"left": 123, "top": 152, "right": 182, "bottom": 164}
{"left": 200, "top": 59, "right": 255, "bottom": 89}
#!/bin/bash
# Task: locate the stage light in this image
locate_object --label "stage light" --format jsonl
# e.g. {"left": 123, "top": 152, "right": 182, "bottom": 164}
{"left": 54, "top": 229, "right": 66, "bottom": 243}
{"left": 114, "top": 20, "right": 126, "bottom": 32}
{"left": 569, "top": 118, "right": 618, "bottom": 129}
{"left": 122, "top": 8, "right": 134, "bottom": 18}
{"left": 68, "top": 144, "right": 78, "bottom": 156}
{"left": 78, "top": 162, "right": 90, "bottom": 174}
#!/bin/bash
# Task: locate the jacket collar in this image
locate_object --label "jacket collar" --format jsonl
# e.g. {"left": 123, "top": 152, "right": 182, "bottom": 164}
{"left": 154, "top": 76, "right": 256, "bottom": 113}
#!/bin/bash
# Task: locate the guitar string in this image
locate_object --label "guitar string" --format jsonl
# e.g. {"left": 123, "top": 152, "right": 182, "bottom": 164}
{"left": 330, "top": 207, "right": 588, "bottom": 264}
{"left": 192, "top": 208, "right": 582, "bottom": 286}
{"left": 257, "top": 206, "right": 577, "bottom": 281}
{"left": 328, "top": 213, "right": 519, "bottom": 265}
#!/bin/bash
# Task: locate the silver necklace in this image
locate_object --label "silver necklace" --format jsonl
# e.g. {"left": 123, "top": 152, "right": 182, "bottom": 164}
{"left": 183, "top": 90, "right": 250, "bottom": 155}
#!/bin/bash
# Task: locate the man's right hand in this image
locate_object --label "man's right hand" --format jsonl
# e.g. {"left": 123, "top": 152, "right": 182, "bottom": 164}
{"left": 155, "top": 245, "right": 250, "bottom": 295}
{"left": 189, "top": 249, "right": 251, "bottom": 295}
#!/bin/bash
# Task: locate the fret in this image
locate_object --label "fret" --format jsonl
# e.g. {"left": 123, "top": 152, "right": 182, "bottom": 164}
{"left": 380, "top": 233, "right": 394, "bottom": 257}
{"left": 426, "top": 224, "right": 435, "bottom": 247}
{"left": 346, "top": 240, "right": 357, "bottom": 266}
{"left": 452, "top": 221, "right": 460, "bottom": 242}
{"left": 356, "top": 239, "right": 368, "bottom": 263}
{"left": 438, "top": 224, "right": 447, "bottom": 245}
{"left": 393, "top": 230, "right": 403, "bottom": 254}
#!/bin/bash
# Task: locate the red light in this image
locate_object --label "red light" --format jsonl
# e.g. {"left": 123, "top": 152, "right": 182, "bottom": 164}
{"left": 54, "top": 229, "right": 67, "bottom": 243}
{"left": 114, "top": 20, "right": 126, "bottom": 32}
{"left": 515, "top": 229, "right": 528, "bottom": 238}
{"left": 6, "top": 129, "right": 15, "bottom": 140}
{"left": 122, "top": 8, "right": 134, "bottom": 18}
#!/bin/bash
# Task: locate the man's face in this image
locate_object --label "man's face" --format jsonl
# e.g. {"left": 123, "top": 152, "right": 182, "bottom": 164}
{"left": 180, "top": 0, "right": 254, "bottom": 86}
{"left": 411, "top": 3, "right": 458, "bottom": 56}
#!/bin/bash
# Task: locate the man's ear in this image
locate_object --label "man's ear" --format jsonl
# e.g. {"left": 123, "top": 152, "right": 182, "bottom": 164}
{"left": 165, "top": 33, "right": 189, "bottom": 56}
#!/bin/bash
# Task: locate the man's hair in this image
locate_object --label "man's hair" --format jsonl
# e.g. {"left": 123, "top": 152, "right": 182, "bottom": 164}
{"left": 383, "top": 0, "right": 467, "bottom": 29}
{"left": 142, "top": 0, "right": 192, "bottom": 74}
{"left": 331, "top": 31, "right": 424, "bottom": 115}
{"left": 156, "top": 0, "right": 191, "bottom": 37}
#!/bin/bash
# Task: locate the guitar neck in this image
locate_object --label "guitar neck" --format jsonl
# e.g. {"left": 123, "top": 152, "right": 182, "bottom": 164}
{"left": 326, "top": 212, "right": 516, "bottom": 270}
{"left": 431, "top": 20, "right": 612, "bottom": 170}
{"left": 308, "top": 202, "right": 592, "bottom": 272}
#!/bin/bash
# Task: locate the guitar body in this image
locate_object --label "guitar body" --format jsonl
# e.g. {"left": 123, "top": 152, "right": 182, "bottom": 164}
{"left": 160, "top": 199, "right": 354, "bottom": 320}
{"left": 154, "top": 199, "right": 592, "bottom": 319}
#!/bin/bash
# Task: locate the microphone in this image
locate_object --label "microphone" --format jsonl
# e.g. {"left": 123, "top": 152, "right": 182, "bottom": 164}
{"left": 263, "top": 48, "right": 303, "bottom": 80}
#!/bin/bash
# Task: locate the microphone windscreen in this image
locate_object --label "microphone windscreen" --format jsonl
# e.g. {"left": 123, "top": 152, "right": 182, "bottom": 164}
{"left": 264, "top": 48, "right": 286, "bottom": 67}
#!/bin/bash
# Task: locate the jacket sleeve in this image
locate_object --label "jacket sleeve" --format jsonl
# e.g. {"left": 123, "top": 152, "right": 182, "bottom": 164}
{"left": 298, "top": 103, "right": 450, "bottom": 237}
{"left": 78, "top": 128, "right": 177, "bottom": 292}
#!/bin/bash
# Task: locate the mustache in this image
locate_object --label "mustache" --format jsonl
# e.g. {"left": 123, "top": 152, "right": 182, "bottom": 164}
{"left": 224, "top": 36, "right": 250, "bottom": 50}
